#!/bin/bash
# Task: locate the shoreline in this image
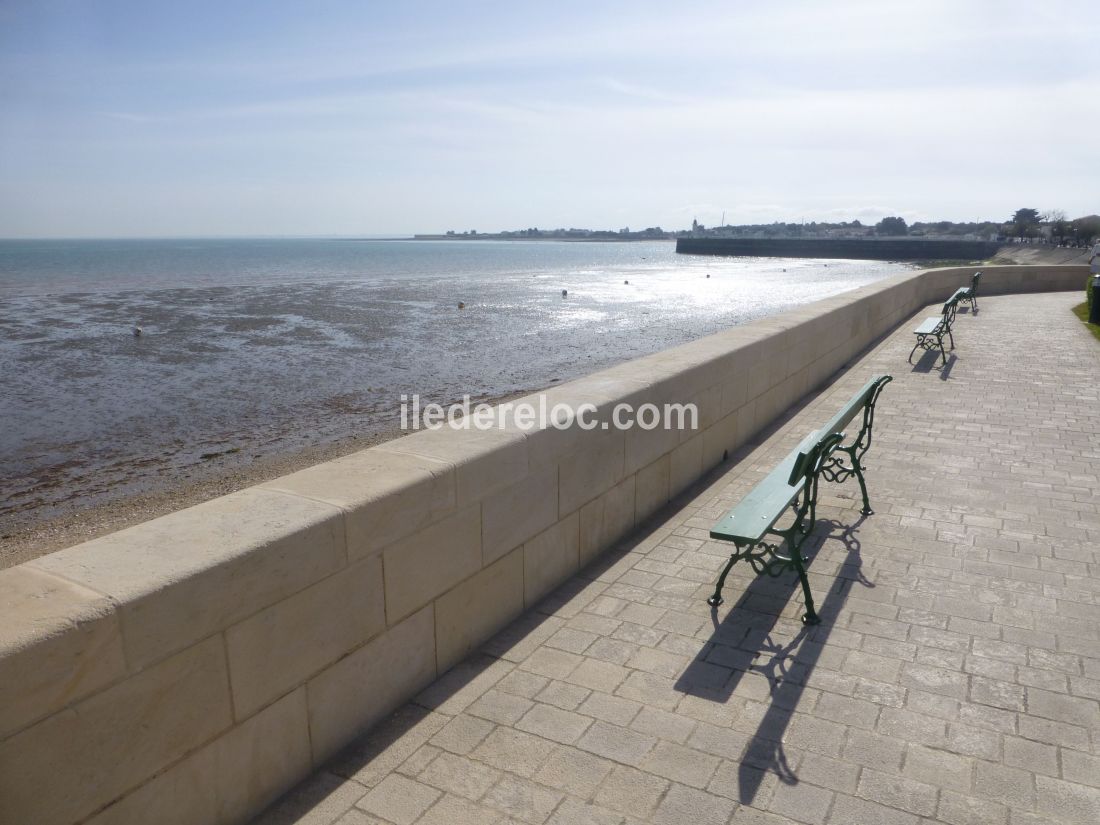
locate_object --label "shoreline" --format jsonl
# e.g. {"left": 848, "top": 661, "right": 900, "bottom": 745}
{"left": 0, "top": 387, "right": 538, "bottom": 570}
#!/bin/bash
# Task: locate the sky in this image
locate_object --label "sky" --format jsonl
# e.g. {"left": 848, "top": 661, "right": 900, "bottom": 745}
{"left": 0, "top": 0, "right": 1096, "bottom": 238}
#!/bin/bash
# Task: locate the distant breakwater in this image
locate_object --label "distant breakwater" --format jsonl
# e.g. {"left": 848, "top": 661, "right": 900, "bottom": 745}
{"left": 676, "top": 237, "right": 1001, "bottom": 261}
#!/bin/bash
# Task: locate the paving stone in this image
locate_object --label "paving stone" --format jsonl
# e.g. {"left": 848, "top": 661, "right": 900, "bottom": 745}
{"left": 936, "top": 790, "right": 1008, "bottom": 825}
{"left": 585, "top": 638, "right": 639, "bottom": 666}
{"left": 467, "top": 689, "right": 536, "bottom": 725}
{"left": 639, "top": 741, "right": 720, "bottom": 789}
{"left": 1002, "top": 736, "right": 1058, "bottom": 778}
{"left": 827, "top": 793, "right": 920, "bottom": 825}
{"left": 766, "top": 779, "right": 833, "bottom": 825}
{"left": 969, "top": 677, "right": 1026, "bottom": 711}
{"left": 522, "top": 648, "right": 583, "bottom": 680}
{"left": 578, "top": 691, "right": 643, "bottom": 726}
{"left": 973, "top": 761, "right": 1035, "bottom": 810}
{"left": 533, "top": 746, "right": 614, "bottom": 797}
{"left": 545, "top": 796, "right": 625, "bottom": 825}
{"left": 417, "top": 794, "right": 504, "bottom": 825}
{"left": 1060, "top": 749, "right": 1100, "bottom": 788}
{"left": 842, "top": 729, "right": 906, "bottom": 770}
{"left": 517, "top": 703, "right": 593, "bottom": 745}
{"left": 417, "top": 751, "right": 500, "bottom": 800}
{"left": 534, "top": 681, "right": 591, "bottom": 711}
{"left": 396, "top": 744, "right": 440, "bottom": 777}
{"left": 651, "top": 784, "right": 737, "bottom": 825}
{"left": 1035, "top": 776, "right": 1100, "bottom": 824}
{"left": 355, "top": 775, "right": 440, "bottom": 825}
{"left": 482, "top": 774, "right": 564, "bottom": 824}
{"left": 576, "top": 721, "right": 657, "bottom": 766}
{"left": 566, "top": 658, "right": 631, "bottom": 693}
{"left": 901, "top": 744, "right": 972, "bottom": 793}
{"left": 686, "top": 720, "right": 749, "bottom": 761}
{"left": 629, "top": 707, "right": 696, "bottom": 744}
{"left": 470, "top": 727, "right": 555, "bottom": 777}
{"left": 856, "top": 769, "right": 937, "bottom": 816}
{"left": 496, "top": 669, "right": 551, "bottom": 699}
{"left": 594, "top": 765, "right": 669, "bottom": 819}
{"left": 428, "top": 715, "right": 494, "bottom": 755}
{"left": 546, "top": 628, "right": 599, "bottom": 655}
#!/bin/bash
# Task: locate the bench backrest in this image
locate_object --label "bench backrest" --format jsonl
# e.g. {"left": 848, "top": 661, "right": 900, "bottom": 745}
{"left": 941, "top": 296, "right": 959, "bottom": 327}
{"left": 788, "top": 374, "right": 893, "bottom": 486}
{"left": 818, "top": 374, "right": 891, "bottom": 440}
{"left": 970, "top": 270, "right": 981, "bottom": 296}
{"left": 788, "top": 431, "right": 845, "bottom": 488}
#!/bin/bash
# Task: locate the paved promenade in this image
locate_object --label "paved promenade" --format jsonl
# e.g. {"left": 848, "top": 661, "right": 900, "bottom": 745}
{"left": 253, "top": 292, "right": 1100, "bottom": 825}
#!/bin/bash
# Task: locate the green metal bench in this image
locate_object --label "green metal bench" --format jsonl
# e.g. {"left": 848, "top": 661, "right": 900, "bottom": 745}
{"left": 909, "top": 296, "right": 959, "bottom": 366}
{"left": 708, "top": 375, "right": 892, "bottom": 625}
{"left": 949, "top": 270, "right": 981, "bottom": 313}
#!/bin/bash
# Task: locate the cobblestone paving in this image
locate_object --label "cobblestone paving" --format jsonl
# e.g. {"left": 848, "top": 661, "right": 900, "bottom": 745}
{"left": 254, "top": 293, "right": 1100, "bottom": 825}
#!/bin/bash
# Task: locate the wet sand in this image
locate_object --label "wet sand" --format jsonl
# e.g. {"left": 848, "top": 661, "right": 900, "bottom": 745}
{"left": 0, "top": 387, "right": 536, "bottom": 570}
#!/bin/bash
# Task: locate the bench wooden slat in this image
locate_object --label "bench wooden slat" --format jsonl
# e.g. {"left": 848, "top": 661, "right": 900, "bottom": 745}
{"left": 914, "top": 316, "right": 942, "bottom": 334}
{"left": 710, "top": 431, "right": 817, "bottom": 544}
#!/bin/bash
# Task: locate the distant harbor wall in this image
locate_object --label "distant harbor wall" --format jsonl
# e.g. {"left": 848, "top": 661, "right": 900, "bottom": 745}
{"left": 676, "top": 237, "right": 1002, "bottom": 261}
{"left": 0, "top": 265, "right": 1086, "bottom": 825}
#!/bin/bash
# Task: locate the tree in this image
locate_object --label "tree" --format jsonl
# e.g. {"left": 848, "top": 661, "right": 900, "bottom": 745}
{"left": 1010, "top": 208, "right": 1041, "bottom": 239}
{"left": 1071, "top": 215, "right": 1100, "bottom": 245}
{"left": 874, "top": 216, "right": 908, "bottom": 236}
{"left": 1045, "top": 210, "right": 1071, "bottom": 244}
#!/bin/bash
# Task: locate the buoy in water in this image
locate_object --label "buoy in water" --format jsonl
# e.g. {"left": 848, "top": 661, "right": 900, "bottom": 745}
{"left": 132, "top": 326, "right": 143, "bottom": 337}
{"left": 706, "top": 273, "right": 710, "bottom": 278}
{"left": 561, "top": 289, "right": 568, "bottom": 298}
{"left": 457, "top": 301, "right": 465, "bottom": 309}
{"left": 624, "top": 280, "right": 629, "bottom": 285}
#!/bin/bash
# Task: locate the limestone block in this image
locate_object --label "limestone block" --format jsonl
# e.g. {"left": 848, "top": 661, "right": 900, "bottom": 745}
{"left": 29, "top": 487, "right": 346, "bottom": 671}
{"left": 579, "top": 475, "right": 636, "bottom": 567}
{"left": 435, "top": 548, "right": 524, "bottom": 672}
{"left": 700, "top": 413, "right": 739, "bottom": 471}
{"left": 669, "top": 434, "right": 704, "bottom": 499}
{"left": 227, "top": 556, "right": 385, "bottom": 719}
{"left": 558, "top": 430, "right": 626, "bottom": 516}
{"left": 86, "top": 688, "right": 311, "bottom": 825}
{"left": 718, "top": 371, "right": 749, "bottom": 418}
{"left": 749, "top": 346, "right": 789, "bottom": 398}
{"left": 383, "top": 505, "right": 481, "bottom": 623}
{"left": 516, "top": 376, "right": 648, "bottom": 471}
{"left": 0, "top": 636, "right": 233, "bottom": 825}
{"left": 0, "top": 566, "right": 126, "bottom": 740}
{"left": 523, "top": 513, "right": 581, "bottom": 606}
{"left": 678, "top": 384, "right": 720, "bottom": 443}
{"left": 634, "top": 455, "right": 671, "bottom": 524}
{"left": 623, "top": 415, "right": 680, "bottom": 477}
{"left": 735, "top": 398, "right": 760, "bottom": 446}
{"left": 481, "top": 467, "right": 558, "bottom": 565}
{"left": 262, "top": 447, "right": 455, "bottom": 562}
{"left": 379, "top": 426, "right": 528, "bottom": 507}
{"left": 307, "top": 605, "right": 436, "bottom": 764}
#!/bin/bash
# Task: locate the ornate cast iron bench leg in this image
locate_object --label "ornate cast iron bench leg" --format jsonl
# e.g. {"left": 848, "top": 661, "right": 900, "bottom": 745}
{"left": 708, "top": 549, "right": 740, "bottom": 607}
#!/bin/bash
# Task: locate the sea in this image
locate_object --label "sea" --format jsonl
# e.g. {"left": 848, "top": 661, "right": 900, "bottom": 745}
{"left": 0, "top": 238, "right": 911, "bottom": 529}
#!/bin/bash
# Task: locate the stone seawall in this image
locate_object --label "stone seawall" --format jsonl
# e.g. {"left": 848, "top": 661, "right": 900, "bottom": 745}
{"left": 676, "top": 237, "right": 1002, "bottom": 261}
{"left": 0, "top": 265, "right": 1086, "bottom": 825}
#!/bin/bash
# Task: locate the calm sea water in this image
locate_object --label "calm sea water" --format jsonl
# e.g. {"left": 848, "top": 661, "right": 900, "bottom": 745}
{"left": 0, "top": 238, "right": 910, "bottom": 527}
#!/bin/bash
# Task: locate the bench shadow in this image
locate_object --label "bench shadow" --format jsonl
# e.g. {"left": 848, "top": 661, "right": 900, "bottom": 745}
{"left": 911, "top": 349, "right": 957, "bottom": 378}
{"left": 674, "top": 515, "right": 873, "bottom": 807}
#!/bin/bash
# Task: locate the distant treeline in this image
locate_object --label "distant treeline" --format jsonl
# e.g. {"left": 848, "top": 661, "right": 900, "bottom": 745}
{"left": 418, "top": 210, "right": 1100, "bottom": 245}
